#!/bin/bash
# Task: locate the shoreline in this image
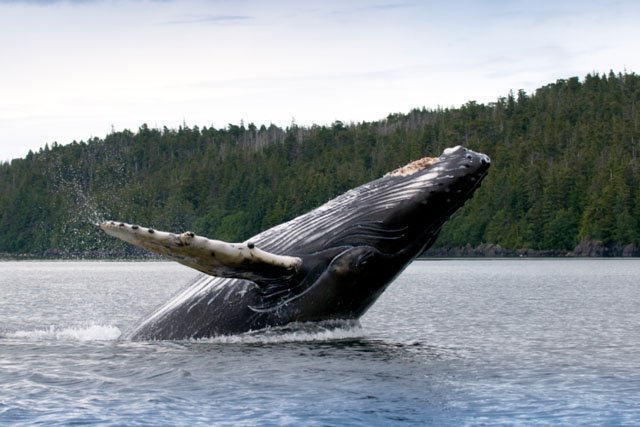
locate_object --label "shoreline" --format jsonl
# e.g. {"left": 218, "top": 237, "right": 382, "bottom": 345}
{"left": 2, "top": 239, "right": 639, "bottom": 260}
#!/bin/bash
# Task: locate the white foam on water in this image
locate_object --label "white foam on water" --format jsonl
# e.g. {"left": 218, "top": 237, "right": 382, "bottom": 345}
{"left": 192, "top": 320, "right": 365, "bottom": 345}
{"left": 8, "top": 324, "right": 122, "bottom": 341}
{"left": 6, "top": 321, "right": 362, "bottom": 345}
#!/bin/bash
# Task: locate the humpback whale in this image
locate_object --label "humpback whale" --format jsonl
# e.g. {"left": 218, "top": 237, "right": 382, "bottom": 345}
{"left": 100, "top": 145, "right": 490, "bottom": 340}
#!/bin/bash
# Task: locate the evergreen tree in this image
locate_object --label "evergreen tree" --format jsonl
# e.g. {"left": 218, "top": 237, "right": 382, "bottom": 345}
{"left": 1, "top": 72, "right": 639, "bottom": 256}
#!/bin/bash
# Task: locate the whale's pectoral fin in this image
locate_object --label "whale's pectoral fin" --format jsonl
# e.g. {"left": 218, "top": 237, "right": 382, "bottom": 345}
{"left": 99, "top": 221, "right": 302, "bottom": 283}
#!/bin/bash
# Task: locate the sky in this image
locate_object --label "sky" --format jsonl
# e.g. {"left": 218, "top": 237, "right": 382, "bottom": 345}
{"left": 0, "top": 0, "right": 639, "bottom": 162}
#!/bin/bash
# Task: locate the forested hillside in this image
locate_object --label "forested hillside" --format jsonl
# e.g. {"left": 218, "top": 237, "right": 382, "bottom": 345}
{"left": 1, "top": 72, "right": 639, "bottom": 257}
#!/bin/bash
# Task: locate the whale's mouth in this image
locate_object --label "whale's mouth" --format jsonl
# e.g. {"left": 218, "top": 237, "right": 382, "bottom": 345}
{"left": 385, "top": 156, "right": 439, "bottom": 177}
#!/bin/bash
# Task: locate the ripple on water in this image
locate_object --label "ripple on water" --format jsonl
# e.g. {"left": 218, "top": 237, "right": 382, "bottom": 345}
{"left": 1, "top": 260, "right": 640, "bottom": 425}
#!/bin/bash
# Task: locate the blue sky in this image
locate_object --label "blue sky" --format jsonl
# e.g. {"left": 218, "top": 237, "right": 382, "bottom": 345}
{"left": 0, "top": 0, "right": 638, "bottom": 161}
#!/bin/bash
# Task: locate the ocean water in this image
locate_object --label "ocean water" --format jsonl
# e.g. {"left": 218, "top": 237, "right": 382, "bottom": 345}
{"left": 1, "top": 259, "right": 639, "bottom": 426}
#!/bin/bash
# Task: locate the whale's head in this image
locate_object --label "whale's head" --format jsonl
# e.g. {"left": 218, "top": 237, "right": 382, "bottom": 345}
{"left": 251, "top": 145, "right": 491, "bottom": 315}
{"left": 285, "top": 145, "right": 491, "bottom": 258}
{"left": 376, "top": 145, "right": 491, "bottom": 253}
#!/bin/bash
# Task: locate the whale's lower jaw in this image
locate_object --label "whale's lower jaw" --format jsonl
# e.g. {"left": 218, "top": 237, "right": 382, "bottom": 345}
{"left": 104, "top": 146, "right": 490, "bottom": 340}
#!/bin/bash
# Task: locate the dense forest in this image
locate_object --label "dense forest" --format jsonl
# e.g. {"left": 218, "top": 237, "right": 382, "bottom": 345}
{"left": 1, "top": 71, "right": 639, "bottom": 257}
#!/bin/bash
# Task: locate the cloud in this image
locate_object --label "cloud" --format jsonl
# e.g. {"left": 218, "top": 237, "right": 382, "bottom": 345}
{"left": 0, "top": 0, "right": 170, "bottom": 4}
{"left": 368, "top": 2, "right": 416, "bottom": 10}
{"left": 180, "top": 65, "right": 422, "bottom": 91}
{"left": 162, "top": 14, "right": 254, "bottom": 25}
{"left": 327, "top": 1, "right": 416, "bottom": 17}
{"left": 0, "top": 0, "right": 96, "bottom": 4}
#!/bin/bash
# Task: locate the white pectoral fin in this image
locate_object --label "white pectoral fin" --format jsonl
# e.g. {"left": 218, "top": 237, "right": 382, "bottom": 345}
{"left": 99, "top": 221, "right": 302, "bottom": 281}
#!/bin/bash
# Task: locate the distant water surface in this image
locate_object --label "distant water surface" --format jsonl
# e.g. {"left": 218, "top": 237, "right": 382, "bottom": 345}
{"left": 1, "top": 259, "right": 639, "bottom": 425}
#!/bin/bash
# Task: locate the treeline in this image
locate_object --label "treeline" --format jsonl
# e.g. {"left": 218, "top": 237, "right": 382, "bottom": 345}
{"left": 0, "top": 71, "right": 639, "bottom": 257}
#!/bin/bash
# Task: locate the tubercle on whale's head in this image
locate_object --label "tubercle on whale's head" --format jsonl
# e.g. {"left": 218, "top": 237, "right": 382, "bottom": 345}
{"left": 436, "top": 145, "right": 491, "bottom": 182}
{"left": 414, "top": 145, "right": 490, "bottom": 218}
{"left": 440, "top": 144, "right": 491, "bottom": 164}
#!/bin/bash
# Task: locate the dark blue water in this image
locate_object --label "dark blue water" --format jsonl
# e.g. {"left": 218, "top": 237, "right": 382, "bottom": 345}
{"left": 1, "top": 260, "right": 639, "bottom": 425}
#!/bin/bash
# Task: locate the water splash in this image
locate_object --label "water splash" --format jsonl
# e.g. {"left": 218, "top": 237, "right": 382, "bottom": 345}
{"left": 46, "top": 150, "right": 129, "bottom": 256}
{"left": 57, "top": 165, "right": 108, "bottom": 215}
{"left": 8, "top": 324, "right": 122, "bottom": 341}
{"left": 4, "top": 321, "right": 363, "bottom": 345}
{"left": 192, "top": 320, "right": 364, "bottom": 344}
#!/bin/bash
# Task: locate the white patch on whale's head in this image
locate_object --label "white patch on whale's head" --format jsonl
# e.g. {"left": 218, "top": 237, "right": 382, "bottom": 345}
{"left": 385, "top": 156, "right": 439, "bottom": 177}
